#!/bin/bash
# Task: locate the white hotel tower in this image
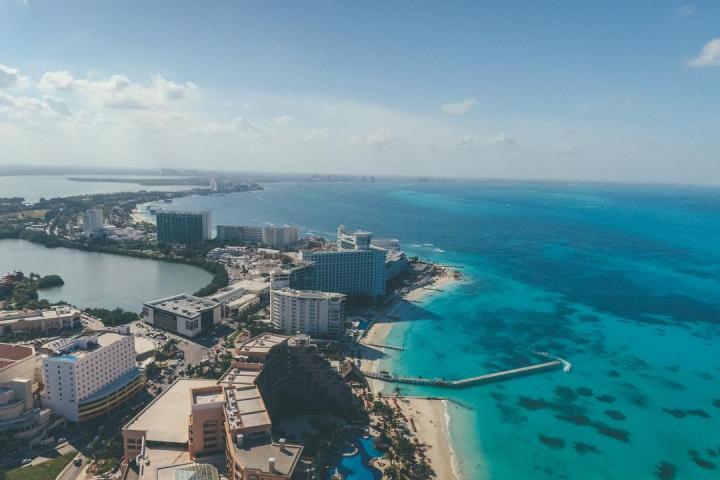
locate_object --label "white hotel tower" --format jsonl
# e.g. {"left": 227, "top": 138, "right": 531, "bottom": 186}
{"left": 270, "top": 288, "right": 346, "bottom": 339}
{"left": 41, "top": 332, "right": 142, "bottom": 422}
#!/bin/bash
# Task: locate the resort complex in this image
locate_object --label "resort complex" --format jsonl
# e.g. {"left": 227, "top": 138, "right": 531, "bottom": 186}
{"left": 122, "top": 332, "right": 354, "bottom": 479}
{"left": 0, "top": 214, "right": 455, "bottom": 480}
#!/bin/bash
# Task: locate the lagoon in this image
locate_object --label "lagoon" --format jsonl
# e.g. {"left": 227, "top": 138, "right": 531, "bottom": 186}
{"left": 0, "top": 239, "right": 212, "bottom": 312}
{"left": 0, "top": 174, "right": 195, "bottom": 204}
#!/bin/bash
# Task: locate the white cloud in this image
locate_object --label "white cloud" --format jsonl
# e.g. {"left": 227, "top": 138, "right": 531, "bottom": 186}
{"left": 456, "top": 133, "right": 518, "bottom": 150}
{"left": 0, "top": 92, "right": 70, "bottom": 125}
{"left": 352, "top": 127, "right": 399, "bottom": 147}
{"left": 0, "top": 64, "right": 30, "bottom": 89}
{"left": 441, "top": 97, "right": 477, "bottom": 115}
{"left": 675, "top": 4, "right": 695, "bottom": 17}
{"left": 303, "top": 128, "right": 330, "bottom": 145}
{"left": 456, "top": 135, "right": 482, "bottom": 149}
{"left": 39, "top": 71, "right": 198, "bottom": 108}
{"left": 272, "top": 115, "right": 293, "bottom": 126}
{"left": 38, "top": 70, "right": 75, "bottom": 90}
{"left": 41, "top": 95, "right": 72, "bottom": 117}
{"left": 203, "top": 116, "right": 270, "bottom": 139}
{"left": 688, "top": 38, "right": 720, "bottom": 68}
{"left": 488, "top": 132, "right": 518, "bottom": 148}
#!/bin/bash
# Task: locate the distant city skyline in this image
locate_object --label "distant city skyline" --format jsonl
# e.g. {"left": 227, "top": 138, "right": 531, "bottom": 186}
{"left": 1, "top": 1, "right": 720, "bottom": 185}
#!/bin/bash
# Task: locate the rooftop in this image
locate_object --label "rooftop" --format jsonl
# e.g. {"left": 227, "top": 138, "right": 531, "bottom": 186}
{"left": 192, "top": 388, "right": 224, "bottom": 406}
{"left": 0, "top": 307, "right": 79, "bottom": 324}
{"left": 232, "top": 439, "right": 302, "bottom": 476}
{"left": 271, "top": 288, "right": 345, "bottom": 300}
{"left": 124, "top": 378, "right": 217, "bottom": 444}
{"left": 236, "top": 333, "right": 289, "bottom": 356}
{"left": 0, "top": 343, "right": 34, "bottom": 363}
{"left": 225, "top": 280, "right": 270, "bottom": 293}
{"left": 224, "top": 386, "right": 271, "bottom": 431}
{"left": 145, "top": 294, "right": 219, "bottom": 318}
{"left": 217, "top": 367, "right": 260, "bottom": 386}
{"left": 44, "top": 331, "right": 128, "bottom": 358}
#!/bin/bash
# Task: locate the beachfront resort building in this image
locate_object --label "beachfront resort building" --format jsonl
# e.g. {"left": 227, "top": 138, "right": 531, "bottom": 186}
{"left": 236, "top": 333, "right": 355, "bottom": 417}
{"left": 39, "top": 332, "right": 143, "bottom": 422}
{"left": 216, "top": 225, "right": 299, "bottom": 250}
{"left": 142, "top": 294, "right": 221, "bottom": 338}
{"left": 270, "top": 288, "right": 346, "bottom": 339}
{"left": 217, "top": 225, "right": 264, "bottom": 245}
{"left": 262, "top": 226, "right": 299, "bottom": 250}
{"left": 370, "top": 237, "right": 400, "bottom": 252}
{"left": 156, "top": 211, "right": 211, "bottom": 244}
{"left": 83, "top": 208, "right": 104, "bottom": 235}
{"left": 297, "top": 227, "right": 387, "bottom": 298}
{"left": 122, "top": 359, "right": 306, "bottom": 479}
{"left": 0, "top": 307, "right": 81, "bottom": 335}
{"left": 122, "top": 333, "right": 355, "bottom": 479}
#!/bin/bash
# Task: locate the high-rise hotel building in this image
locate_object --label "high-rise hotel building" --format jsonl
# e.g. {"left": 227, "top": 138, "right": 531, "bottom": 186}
{"left": 83, "top": 208, "right": 104, "bottom": 235}
{"left": 156, "top": 211, "right": 211, "bottom": 244}
{"left": 270, "top": 288, "right": 346, "bottom": 339}
{"left": 40, "top": 332, "right": 142, "bottom": 422}
{"left": 298, "top": 226, "right": 386, "bottom": 297}
{"left": 216, "top": 225, "right": 299, "bottom": 250}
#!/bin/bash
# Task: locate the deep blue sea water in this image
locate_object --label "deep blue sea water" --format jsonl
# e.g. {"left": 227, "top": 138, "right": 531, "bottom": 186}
{"left": 141, "top": 181, "right": 720, "bottom": 480}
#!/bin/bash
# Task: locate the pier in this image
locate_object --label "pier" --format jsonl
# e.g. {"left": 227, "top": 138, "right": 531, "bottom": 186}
{"left": 365, "top": 342, "right": 404, "bottom": 351}
{"left": 362, "top": 359, "right": 567, "bottom": 389}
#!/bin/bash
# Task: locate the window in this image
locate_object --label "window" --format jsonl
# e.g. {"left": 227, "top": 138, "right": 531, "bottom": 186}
{"left": 185, "top": 319, "right": 199, "bottom": 330}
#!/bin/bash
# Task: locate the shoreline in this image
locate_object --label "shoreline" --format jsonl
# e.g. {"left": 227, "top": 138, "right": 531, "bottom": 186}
{"left": 400, "top": 396, "right": 462, "bottom": 480}
{"left": 130, "top": 210, "right": 151, "bottom": 224}
{"left": 362, "top": 266, "right": 464, "bottom": 479}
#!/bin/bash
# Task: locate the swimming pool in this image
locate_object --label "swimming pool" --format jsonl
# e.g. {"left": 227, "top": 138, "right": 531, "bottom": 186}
{"left": 329, "top": 436, "right": 383, "bottom": 480}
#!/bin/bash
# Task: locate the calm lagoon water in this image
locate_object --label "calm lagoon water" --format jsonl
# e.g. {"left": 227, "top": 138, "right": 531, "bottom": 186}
{"left": 146, "top": 181, "right": 720, "bottom": 479}
{"left": 0, "top": 174, "right": 195, "bottom": 203}
{"left": 0, "top": 239, "right": 212, "bottom": 311}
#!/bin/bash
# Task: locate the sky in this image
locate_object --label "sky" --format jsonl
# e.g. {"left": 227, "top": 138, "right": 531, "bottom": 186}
{"left": 1, "top": 1, "right": 719, "bottom": 184}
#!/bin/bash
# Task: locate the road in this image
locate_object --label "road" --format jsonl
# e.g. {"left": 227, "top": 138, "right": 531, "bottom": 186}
{"left": 56, "top": 454, "right": 87, "bottom": 480}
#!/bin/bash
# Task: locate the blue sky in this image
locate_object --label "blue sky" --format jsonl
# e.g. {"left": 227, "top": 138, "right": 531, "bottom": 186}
{"left": 1, "top": 1, "right": 719, "bottom": 184}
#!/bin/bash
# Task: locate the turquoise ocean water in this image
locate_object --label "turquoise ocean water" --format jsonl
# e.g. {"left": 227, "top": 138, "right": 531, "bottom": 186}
{"left": 143, "top": 181, "right": 720, "bottom": 480}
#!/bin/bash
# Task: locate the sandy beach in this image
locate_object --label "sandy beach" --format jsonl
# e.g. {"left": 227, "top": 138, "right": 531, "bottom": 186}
{"left": 403, "top": 268, "right": 458, "bottom": 302}
{"left": 370, "top": 396, "right": 462, "bottom": 480}
{"left": 360, "top": 267, "right": 463, "bottom": 479}
{"left": 361, "top": 266, "right": 459, "bottom": 361}
{"left": 130, "top": 210, "right": 151, "bottom": 224}
{"left": 398, "top": 397, "right": 462, "bottom": 480}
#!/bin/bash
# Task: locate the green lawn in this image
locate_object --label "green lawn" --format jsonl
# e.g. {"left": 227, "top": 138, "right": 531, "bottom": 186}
{"left": 1, "top": 452, "right": 77, "bottom": 480}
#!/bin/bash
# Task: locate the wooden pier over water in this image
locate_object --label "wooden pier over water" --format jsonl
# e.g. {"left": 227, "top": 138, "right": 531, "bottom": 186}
{"left": 363, "top": 359, "right": 567, "bottom": 389}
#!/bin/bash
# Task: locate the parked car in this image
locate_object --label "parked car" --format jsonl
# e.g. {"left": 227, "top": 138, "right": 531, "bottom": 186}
{"left": 21, "top": 458, "right": 32, "bottom": 465}
{"left": 73, "top": 457, "right": 82, "bottom": 467}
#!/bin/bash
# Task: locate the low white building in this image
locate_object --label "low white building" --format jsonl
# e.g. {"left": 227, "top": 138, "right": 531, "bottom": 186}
{"left": 142, "top": 294, "right": 221, "bottom": 337}
{"left": 270, "top": 289, "right": 346, "bottom": 339}
{"left": 0, "top": 307, "right": 81, "bottom": 335}
{"left": 40, "top": 332, "right": 142, "bottom": 422}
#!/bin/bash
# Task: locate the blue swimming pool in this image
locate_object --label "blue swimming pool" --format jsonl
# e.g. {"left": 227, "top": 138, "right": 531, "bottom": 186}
{"left": 329, "top": 436, "right": 383, "bottom": 480}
